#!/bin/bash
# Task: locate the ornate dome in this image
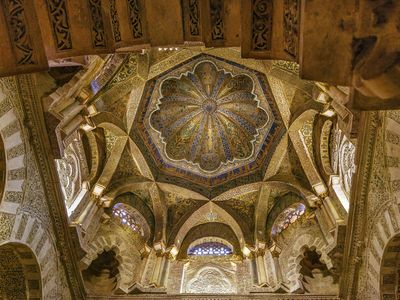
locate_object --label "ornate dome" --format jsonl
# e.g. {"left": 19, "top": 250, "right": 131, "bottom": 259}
{"left": 150, "top": 61, "right": 269, "bottom": 172}
{"left": 133, "top": 53, "right": 285, "bottom": 197}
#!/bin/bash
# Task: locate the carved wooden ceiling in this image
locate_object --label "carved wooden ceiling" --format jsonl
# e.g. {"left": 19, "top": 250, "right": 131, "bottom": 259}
{"left": 2, "top": 0, "right": 396, "bottom": 98}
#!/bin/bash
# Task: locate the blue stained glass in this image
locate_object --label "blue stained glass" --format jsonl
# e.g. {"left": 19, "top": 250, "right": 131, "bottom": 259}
{"left": 271, "top": 203, "right": 306, "bottom": 236}
{"left": 188, "top": 242, "right": 233, "bottom": 256}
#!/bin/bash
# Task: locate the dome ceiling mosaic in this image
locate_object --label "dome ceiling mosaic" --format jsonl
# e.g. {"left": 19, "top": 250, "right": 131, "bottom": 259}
{"left": 132, "top": 54, "right": 285, "bottom": 197}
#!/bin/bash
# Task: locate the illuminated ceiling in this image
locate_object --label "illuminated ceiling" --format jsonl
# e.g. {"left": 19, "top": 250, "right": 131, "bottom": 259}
{"left": 132, "top": 54, "right": 285, "bottom": 197}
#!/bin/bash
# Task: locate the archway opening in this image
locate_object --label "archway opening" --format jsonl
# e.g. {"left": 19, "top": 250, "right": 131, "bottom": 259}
{"left": 380, "top": 234, "right": 400, "bottom": 300}
{"left": 82, "top": 249, "right": 120, "bottom": 295}
{"left": 299, "top": 248, "right": 338, "bottom": 294}
{"left": 0, "top": 243, "right": 42, "bottom": 300}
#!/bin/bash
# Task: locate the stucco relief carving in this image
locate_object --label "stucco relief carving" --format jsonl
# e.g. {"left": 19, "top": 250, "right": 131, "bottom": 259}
{"left": 183, "top": 260, "right": 237, "bottom": 294}
{"left": 338, "top": 138, "right": 356, "bottom": 196}
{"left": 186, "top": 266, "right": 234, "bottom": 293}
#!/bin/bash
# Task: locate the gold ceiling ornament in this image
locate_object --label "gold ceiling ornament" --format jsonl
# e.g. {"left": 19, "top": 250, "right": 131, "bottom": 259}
{"left": 135, "top": 54, "right": 285, "bottom": 196}
{"left": 150, "top": 60, "right": 269, "bottom": 172}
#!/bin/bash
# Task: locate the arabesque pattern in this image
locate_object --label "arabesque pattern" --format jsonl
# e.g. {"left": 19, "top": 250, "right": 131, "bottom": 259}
{"left": 150, "top": 61, "right": 268, "bottom": 172}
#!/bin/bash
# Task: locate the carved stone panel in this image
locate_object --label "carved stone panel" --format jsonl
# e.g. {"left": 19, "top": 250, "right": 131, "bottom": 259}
{"left": 45, "top": 0, "right": 73, "bottom": 51}
{"left": 87, "top": 0, "right": 108, "bottom": 49}
{"left": 108, "top": 0, "right": 148, "bottom": 49}
{"left": 127, "top": 0, "right": 145, "bottom": 40}
{"left": 108, "top": 0, "right": 121, "bottom": 43}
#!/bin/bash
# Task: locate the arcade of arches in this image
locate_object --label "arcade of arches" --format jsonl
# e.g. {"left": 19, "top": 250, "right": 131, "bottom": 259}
{"left": 0, "top": 1, "right": 399, "bottom": 299}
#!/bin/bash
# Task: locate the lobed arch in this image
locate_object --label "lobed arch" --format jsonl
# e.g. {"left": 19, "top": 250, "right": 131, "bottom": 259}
{"left": 283, "top": 233, "right": 332, "bottom": 293}
{"left": 80, "top": 233, "right": 140, "bottom": 293}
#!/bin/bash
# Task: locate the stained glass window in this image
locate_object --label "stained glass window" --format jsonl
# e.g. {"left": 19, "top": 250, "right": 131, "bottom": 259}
{"left": 188, "top": 242, "right": 233, "bottom": 256}
{"left": 271, "top": 203, "right": 306, "bottom": 236}
{"left": 112, "top": 204, "right": 143, "bottom": 236}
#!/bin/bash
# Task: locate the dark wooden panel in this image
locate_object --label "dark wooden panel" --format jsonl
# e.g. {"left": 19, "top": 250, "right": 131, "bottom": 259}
{"left": 299, "top": 0, "right": 354, "bottom": 85}
{"left": 0, "top": 0, "right": 48, "bottom": 76}
{"left": 145, "top": 0, "right": 184, "bottom": 46}
{"left": 34, "top": 0, "right": 115, "bottom": 59}
{"left": 202, "top": 0, "right": 241, "bottom": 47}
{"left": 182, "top": 0, "right": 203, "bottom": 42}
{"left": 241, "top": 0, "right": 296, "bottom": 61}
{"left": 112, "top": 0, "right": 149, "bottom": 50}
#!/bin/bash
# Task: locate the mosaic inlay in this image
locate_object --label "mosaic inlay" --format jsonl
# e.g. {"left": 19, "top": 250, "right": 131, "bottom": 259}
{"left": 150, "top": 61, "right": 269, "bottom": 172}
{"left": 133, "top": 54, "right": 285, "bottom": 196}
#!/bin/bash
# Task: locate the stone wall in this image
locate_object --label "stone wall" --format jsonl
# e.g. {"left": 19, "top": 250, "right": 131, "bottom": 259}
{"left": 0, "top": 77, "right": 72, "bottom": 299}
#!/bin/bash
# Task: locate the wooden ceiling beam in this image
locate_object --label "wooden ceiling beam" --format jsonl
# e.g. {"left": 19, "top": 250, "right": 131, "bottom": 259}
{"left": 34, "top": 0, "right": 115, "bottom": 59}
{"left": 0, "top": 0, "right": 48, "bottom": 76}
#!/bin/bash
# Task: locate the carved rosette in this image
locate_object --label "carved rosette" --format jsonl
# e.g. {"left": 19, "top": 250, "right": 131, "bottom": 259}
{"left": 150, "top": 61, "right": 268, "bottom": 172}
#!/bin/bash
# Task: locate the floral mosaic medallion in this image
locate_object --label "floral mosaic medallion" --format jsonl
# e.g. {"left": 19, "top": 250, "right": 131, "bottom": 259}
{"left": 133, "top": 54, "right": 285, "bottom": 197}
{"left": 150, "top": 61, "right": 269, "bottom": 172}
